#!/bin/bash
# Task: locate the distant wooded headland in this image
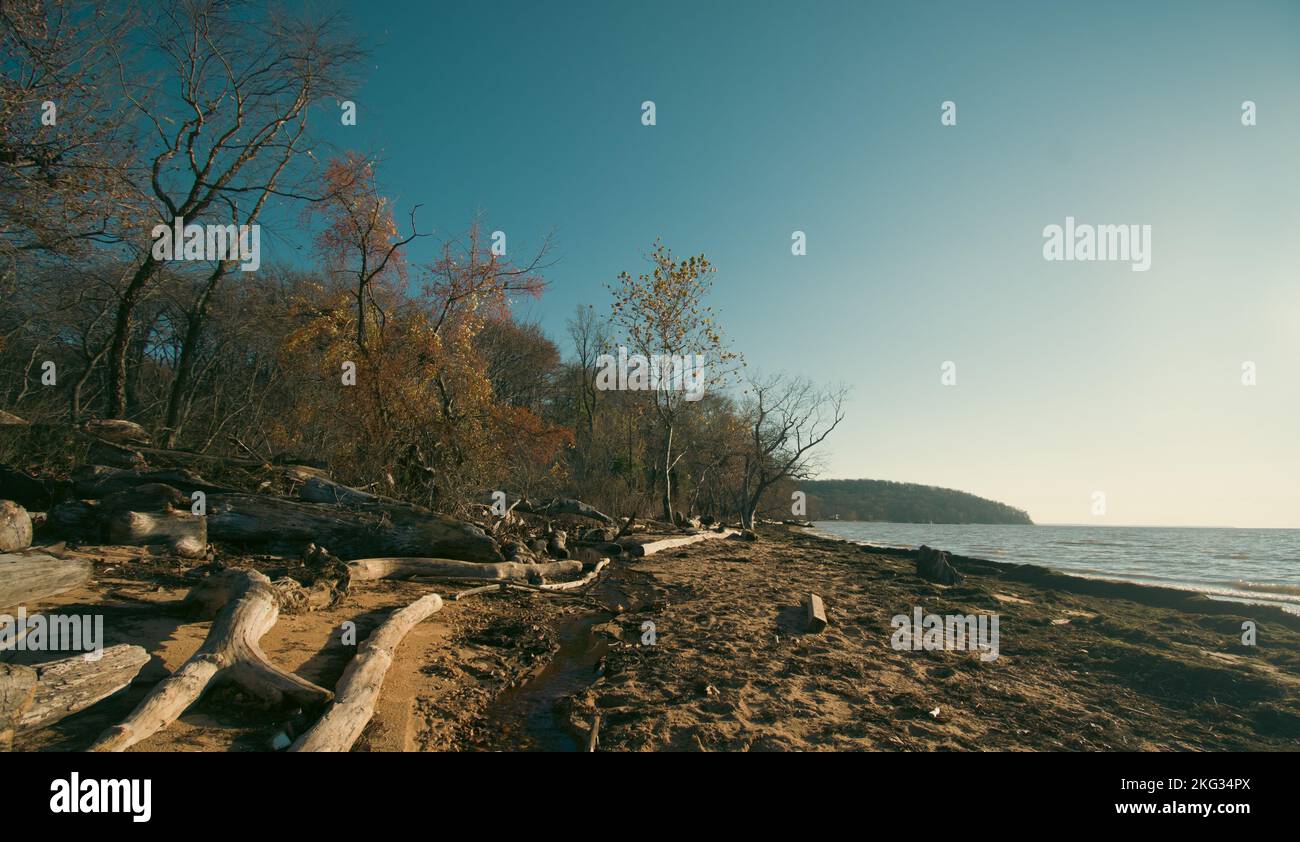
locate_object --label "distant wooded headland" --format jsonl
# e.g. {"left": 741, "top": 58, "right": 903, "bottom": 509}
{"left": 803, "top": 479, "right": 1033, "bottom": 525}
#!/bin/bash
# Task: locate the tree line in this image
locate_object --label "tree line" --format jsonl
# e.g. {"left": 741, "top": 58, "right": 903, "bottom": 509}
{"left": 0, "top": 0, "right": 846, "bottom": 529}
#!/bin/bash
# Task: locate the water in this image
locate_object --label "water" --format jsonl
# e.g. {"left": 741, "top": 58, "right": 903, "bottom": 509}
{"left": 813, "top": 522, "right": 1300, "bottom": 615}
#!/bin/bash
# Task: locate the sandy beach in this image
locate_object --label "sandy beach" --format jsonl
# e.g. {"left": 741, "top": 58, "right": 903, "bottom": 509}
{"left": 13, "top": 525, "right": 1298, "bottom": 752}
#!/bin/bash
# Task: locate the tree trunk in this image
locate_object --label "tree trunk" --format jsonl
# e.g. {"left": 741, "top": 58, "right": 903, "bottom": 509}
{"left": 162, "top": 265, "right": 227, "bottom": 448}
{"left": 661, "top": 424, "right": 674, "bottom": 522}
{"left": 90, "top": 569, "right": 332, "bottom": 751}
{"left": 289, "top": 592, "right": 443, "bottom": 752}
{"left": 106, "top": 256, "right": 159, "bottom": 419}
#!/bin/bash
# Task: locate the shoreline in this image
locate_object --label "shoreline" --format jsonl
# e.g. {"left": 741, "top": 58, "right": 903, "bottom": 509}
{"left": 808, "top": 521, "right": 1300, "bottom": 620}
{"left": 560, "top": 525, "right": 1300, "bottom": 750}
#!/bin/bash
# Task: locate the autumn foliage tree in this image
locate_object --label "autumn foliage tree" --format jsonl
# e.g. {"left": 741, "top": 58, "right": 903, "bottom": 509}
{"left": 609, "top": 240, "right": 738, "bottom": 522}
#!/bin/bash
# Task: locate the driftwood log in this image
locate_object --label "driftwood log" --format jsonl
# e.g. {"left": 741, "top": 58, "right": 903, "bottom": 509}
{"left": 289, "top": 592, "right": 444, "bottom": 752}
{"left": 541, "top": 558, "right": 608, "bottom": 591}
{"left": 0, "top": 500, "right": 32, "bottom": 552}
{"left": 0, "top": 663, "right": 36, "bottom": 749}
{"left": 0, "top": 553, "right": 92, "bottom": 611}
{"left": 207, "top": 493, "right": 501, "bottom": 561}
{"left": 106, "top": 510, "right": 206, "bottom": 558}
{"left": 72, "top": 466, "right": 236, "bottom": 500}
{"left": 347, "top": 557, "right": 582, "bottom": 583}
{"left": 617, "top": 528, "right": 739, "bottom": 557}
{"left": 17, "top": 644, "right": 150, "bottom": 732}
{"left": 90, "top": 569, "right": 332, "bottom": 751}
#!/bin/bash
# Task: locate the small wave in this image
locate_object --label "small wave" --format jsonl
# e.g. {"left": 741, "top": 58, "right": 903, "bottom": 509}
{"left": 1233, "top": 580, "right": 1300, "bottom": 596}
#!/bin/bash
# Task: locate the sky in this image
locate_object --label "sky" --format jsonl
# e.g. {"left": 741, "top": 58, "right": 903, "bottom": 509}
{"left": 271, "top": 0, "right": 1300, "bottom": 528}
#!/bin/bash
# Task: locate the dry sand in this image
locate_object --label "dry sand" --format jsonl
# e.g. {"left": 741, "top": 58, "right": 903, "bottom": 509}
{"left": 11, "top": 526, "right": 1300, "bottom": 751}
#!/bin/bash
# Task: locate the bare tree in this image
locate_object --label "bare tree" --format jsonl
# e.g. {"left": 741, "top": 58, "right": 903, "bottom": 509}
{"left": 103, "top": 0, "right": 363, "bottom": 419}
{"left": 738, "top": 374, "right": 848, "bottom": 529}
{"left": 0, "top": 0, "right": 139, "bottom": 262}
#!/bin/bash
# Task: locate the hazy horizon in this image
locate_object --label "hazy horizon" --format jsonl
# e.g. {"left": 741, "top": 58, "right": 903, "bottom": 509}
{"left": 275, "top": 0, "right": 1300, "bottom": 529}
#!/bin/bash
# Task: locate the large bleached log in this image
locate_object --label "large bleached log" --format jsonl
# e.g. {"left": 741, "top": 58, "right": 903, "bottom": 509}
{"left": 617, "top": 528, "right": 739, "bottom": 557}
{"left": 207, "top": 493, "right": 502, "bottom": 561}
{"left": 18, "top": 644, "right": 150, "bottom": 732}
{"left": 106, "top": 510, "right": 207, "bottom": 558}
{"left": 0, "top": 500, "right": 32, "bottom": 552}
{"left": 0, "top": 554, "right": 92, "bottom": 611}
{"left": 290, "top": 592, "right": 444, "bottom": 752}
{"left": 89, "top": 569, "right": 332, "bottom": 751}
{"left": 347, "top": 556, "right": 582, "bottom": 582}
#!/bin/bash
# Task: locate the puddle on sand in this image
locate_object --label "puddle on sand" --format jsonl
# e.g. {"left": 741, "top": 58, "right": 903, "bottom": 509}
{"left": 483, "top": 611, "right": 611, "bottom": 751}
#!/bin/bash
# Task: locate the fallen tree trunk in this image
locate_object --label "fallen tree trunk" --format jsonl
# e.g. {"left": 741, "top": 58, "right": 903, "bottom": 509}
{"left": 208, "top": 493, "right": 502, "bottom": 562}
{"left": 89, "top": 569, "right": 332, "bottom": 751}
{"left": 299, "top": 476, "right": 379, "bottom": 506}
{"left": 617, "top": 528, "right": 739, "bottom": 557}
{"left": 18, "top": 644, "right": 150, "bottom": 732}
{"left": 72, "top": 466, "right": 237, "bottom": 500}
{"left": 289, "top": 592, "right": 444, "bottom": 752}
{"left": 0, "top": 553, "right": 92, "bottom": 611}
{"left": 347, "top": 557, "right": 582, "bottom": 583}
{"left": 106, "top": 510, "right": 206, "bottom": 558}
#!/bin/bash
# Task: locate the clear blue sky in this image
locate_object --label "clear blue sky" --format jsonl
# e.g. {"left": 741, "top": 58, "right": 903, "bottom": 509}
{"left": 273, "top": 0, "right": 1300, "bottom": 528}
